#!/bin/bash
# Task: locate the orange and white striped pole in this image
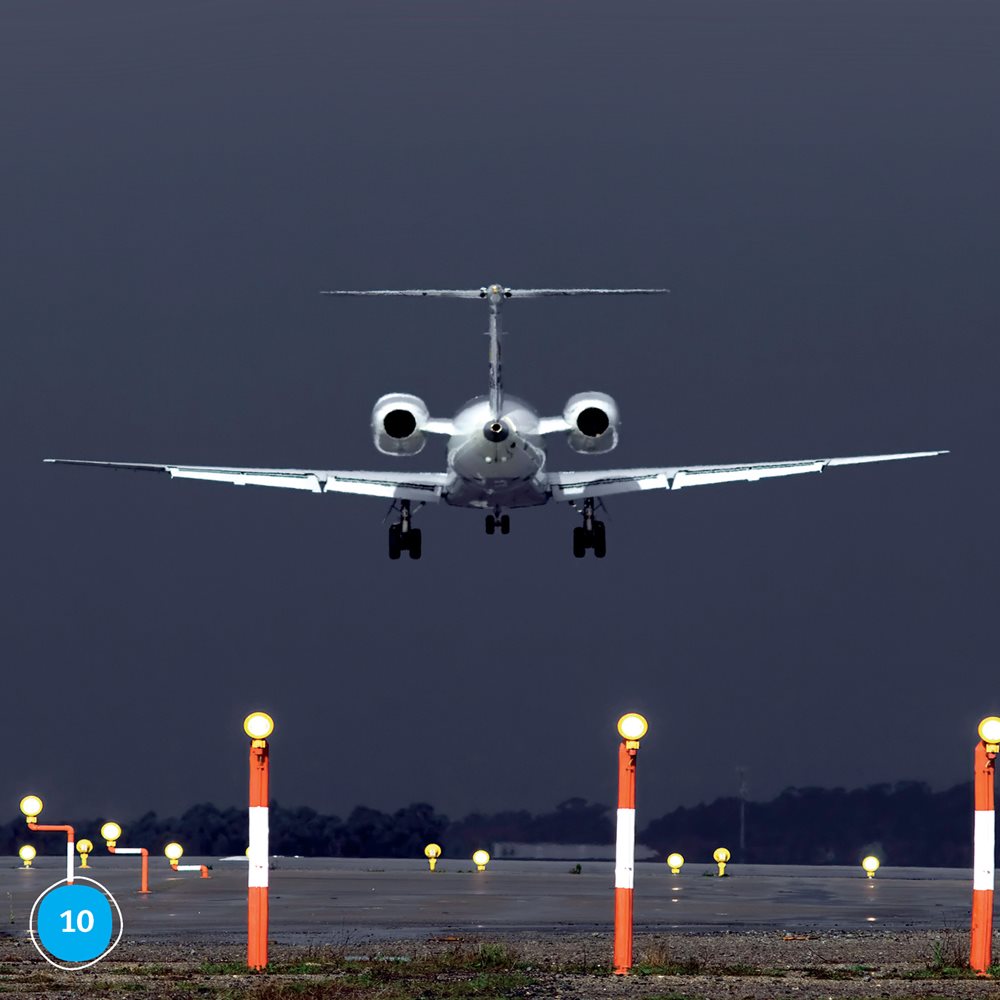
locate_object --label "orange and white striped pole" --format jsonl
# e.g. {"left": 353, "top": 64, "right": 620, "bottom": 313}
{"left": 101, "top": 822, "right": 150, "bottom": 893}
{"left": 613, "top": 713, "right": 648, "bottom": 976}
{"left": 244, "top": 711, "right": 274, "bottom": 972}
{"left": 174, "top": 863, "right": 211, "bottom": 878}
{"left": 165, "top": 843, "right": 210, "bottom": 878}
{"left": 20, "top": 795, "right": 74, "bottom": 884}
{"left": 971, "top": 716, "right": 1000, "bottom": 974}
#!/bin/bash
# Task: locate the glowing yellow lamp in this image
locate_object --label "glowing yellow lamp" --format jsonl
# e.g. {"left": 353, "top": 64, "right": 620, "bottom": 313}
{"left": 101, "top": 821, "right": 122, "bottom": 847}
{"left": 861, "top": 855, "right": 880, "bottom": 878}
{"left": 19, "top": 795, "right": 43, "bottom": 823}
{"left": 979, "top": 717, "right": 1000, "bottom": 747}
{"left": 617, "top": 713, "right": 649, "bottom": 743}
{"left": 666, "top": 852, "right": 685, "bottom": 874}
{"left": 424, "top": 843, "right": 442, "bottom": 871}
{"left": 713, "top": 847, "right": 731, "bottom": 876}
{"left": 244, "top": 712, "right": 274, "bottom": 740}
{"left": 18, "top": 845, "right": 36, "bottom": 868}
{"left": 164, "top": 842, "right": 184, "bottom": 864}
{"left": 472, "top": 849, "right": 490, "bottom": 871}
{"left": 76, "top": 839, "right": 94, "bottom": 868}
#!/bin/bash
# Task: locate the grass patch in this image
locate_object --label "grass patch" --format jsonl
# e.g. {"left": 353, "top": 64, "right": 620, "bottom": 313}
{"left": 219, "top": 970, "right": 535, "bottom": 999}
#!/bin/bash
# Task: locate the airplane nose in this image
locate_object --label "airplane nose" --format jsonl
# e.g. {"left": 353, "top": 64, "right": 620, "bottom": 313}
{"left": 483, "top": 420, "right": 509, "bottom": 443}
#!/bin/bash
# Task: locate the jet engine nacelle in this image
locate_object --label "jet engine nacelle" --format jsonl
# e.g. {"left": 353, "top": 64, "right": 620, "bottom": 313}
{"left": 563, "top": 391, "right": 619, "bottom": 454}
{"left": 372, "top": 393, "right": 429, "bottom": 456}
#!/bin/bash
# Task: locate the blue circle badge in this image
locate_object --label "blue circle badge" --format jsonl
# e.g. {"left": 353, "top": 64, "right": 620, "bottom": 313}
{"left": 32, "top": 880, "right": 120, "bottom": 968}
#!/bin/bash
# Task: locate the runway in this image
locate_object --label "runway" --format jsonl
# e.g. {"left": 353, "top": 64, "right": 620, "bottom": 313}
{"left": 3, "top": 857, "right": 973, "bottom": 943}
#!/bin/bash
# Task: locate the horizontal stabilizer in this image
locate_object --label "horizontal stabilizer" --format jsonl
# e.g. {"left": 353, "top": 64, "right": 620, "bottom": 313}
{"left": 321, "top": 287, "right": 668, "bottom": 298}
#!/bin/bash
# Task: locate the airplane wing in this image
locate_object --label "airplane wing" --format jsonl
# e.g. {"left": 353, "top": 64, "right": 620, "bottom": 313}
{"left": 548, "top": 450, "right": 947, "bottom": 501}
{"left": 43, "top": 459, "right": 448, "bottom": 502}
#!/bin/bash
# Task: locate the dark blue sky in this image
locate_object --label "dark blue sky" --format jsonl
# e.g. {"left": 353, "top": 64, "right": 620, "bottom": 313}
{"left": 2, "top": 1, "right": 997, "bottom": 826}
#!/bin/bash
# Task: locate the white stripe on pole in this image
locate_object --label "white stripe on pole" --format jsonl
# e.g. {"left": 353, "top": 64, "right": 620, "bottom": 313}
{"left": 248, "top": 806, "right": 269, "bottom": 888}
{"left": 114, "top": 848, "right": 144, "bottom": 855}
{"left": 974, "top": 809, "right": 995, "bottom": 891}
{"left": 66, "top": 842, "right": 74, "bottom": 883}
{"left": 615, "top": 808, "right": 635, "bottom": 889}
{"left": 176, "top": 865, "right": 202, "bottom": 872}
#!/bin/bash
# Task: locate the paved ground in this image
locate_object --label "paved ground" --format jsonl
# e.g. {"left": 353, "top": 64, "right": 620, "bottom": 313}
{"left": 2, "top": 856, "right": 974, "bottom": 944}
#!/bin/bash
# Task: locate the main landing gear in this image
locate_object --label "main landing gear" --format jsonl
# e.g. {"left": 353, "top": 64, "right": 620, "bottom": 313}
{"left": 388, "top": 500, "right": 422, "bottom": 560}
{"left": 485, "top": 507, "right": 511, "bottom": 535}
{"left": 572, "top": 498, "right": 606, "bottom": 559}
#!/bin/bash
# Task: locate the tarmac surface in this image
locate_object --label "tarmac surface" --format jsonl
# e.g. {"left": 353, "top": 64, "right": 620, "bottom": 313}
{"left": 1, "top": 857, "right": 974, "bottom": 944}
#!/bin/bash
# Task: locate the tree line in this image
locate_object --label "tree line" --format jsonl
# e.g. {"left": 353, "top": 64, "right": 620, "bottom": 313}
{"left": 1, "top": 783, "right": 976, "bottom": 866}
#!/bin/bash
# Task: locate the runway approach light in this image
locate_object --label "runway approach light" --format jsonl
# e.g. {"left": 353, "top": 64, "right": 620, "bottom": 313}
{"left": 861, "top": 855, "right": 880, "bottom": 879}
{"left": 617, "top": 713, "right": 648, "bottom": 746}
{"left": 713, "top": 847, "right": 731, "bottom": 877}
{"left": 76, "top": 838, "right": 94, "bottom": 868}
{"left": 164, "top": 843, "right": 184, "bottom": 864}
{"left": 978, "top": 717, "right": 1000, "bottom": 752}
{"left": 667, "top": 852, "right": 684, "bottom": 874}
{"left": 424, "top": 843, "right": 442, "bottom": 872}
{"left": 18, "top": 845, "right": 36, "bottom": 868}
{"left": 243, "top": 712, "right": 274, "bottom": 741}
{"left": 100, "top": 821, "right": 122, "bottom": 847}
{"left": 19, "top": 795, "right": 43, "bottom": 823}
{"left": 472, "top": 849, "right": 490, "bottom": 871}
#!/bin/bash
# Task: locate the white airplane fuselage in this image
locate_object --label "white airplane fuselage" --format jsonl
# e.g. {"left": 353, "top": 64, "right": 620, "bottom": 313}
{"left": 444, "top": 395, "right": 549, "bottom": 509}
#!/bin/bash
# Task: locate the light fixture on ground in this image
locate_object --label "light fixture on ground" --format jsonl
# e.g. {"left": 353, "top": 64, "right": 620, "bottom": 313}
{"left": 19, "top": 796, "right": 42, "bottom": 824}
{"left": 472, "top": 850, "right": 490, "bottom": 872}
{"left": 164, "top": 842, "right": 210, "bottom": 879}
{"left": 76, "top": 839, "right": 94, "bottom": 869}
{"left": 713, "top": 847, "right": 730, "bottom": 877}
{"left": 101, "top": 821, "right": 150, "bottom": 894}
{"left": 970, "top": 716, "right": 1000, "bottom": 974}
{"left": 245, "top": 711, "right": 273, "bottom": 971}
{"left": 613, "top": 712, "right": 647, "bottom": 976}
{"left": 18, "top": 845, "right": 36, "bottom": 869}
{"left": 666, "top": 852, "right": 684, "bottom": 875}
{"left": 20, "top": 794, "right": 75, "bottom": 883}
{"left": 861, "top": 855, "right": 880, "bottom": 879}
{"left": 424, "top": 843, "right": 442, "bottom": 872}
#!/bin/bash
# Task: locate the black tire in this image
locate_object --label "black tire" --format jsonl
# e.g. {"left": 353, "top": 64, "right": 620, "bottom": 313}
{"left": 408, "top": 528, "right": 422, "bottom": 560}
{"left": 592, "top": 520, "right": 607, "bottom": 559}
{"left": 500, "top": 514, "right": 510, "bottom": 535}
{"left": 485, "top": 515, "right": 496, "bottom": 535}
{"left": 572, "top": 526, "right": 587, "bottom": 558}
{"left": 388, "top": 524, "right": 402, "bottom": 560}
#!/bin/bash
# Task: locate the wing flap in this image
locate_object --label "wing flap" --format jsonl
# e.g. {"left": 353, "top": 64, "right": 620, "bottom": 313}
{"left": 45, "top": 459, "right": 447, "bottom": 502}
{"left": 549, "top": 450, "right": 946, "bottom": 501}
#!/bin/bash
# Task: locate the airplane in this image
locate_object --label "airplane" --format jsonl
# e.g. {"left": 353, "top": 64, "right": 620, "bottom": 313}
{"left": 46, "top": 283, "right": 946, "bottom": 560}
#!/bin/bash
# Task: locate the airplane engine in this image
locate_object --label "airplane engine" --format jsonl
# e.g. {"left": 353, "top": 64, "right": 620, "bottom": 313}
{"left": 564, "top": 391, "right": 619, "bottom": 454}
{"left": 372, "top": 393, "right": 429, "bottom": 456}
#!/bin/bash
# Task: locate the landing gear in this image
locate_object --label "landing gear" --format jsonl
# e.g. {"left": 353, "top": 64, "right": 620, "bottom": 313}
{"left": 485, "top": 510, "right": 511, "bottom": 536}
{"left": 388, "top": 500, "right": 422, "bottom": 560}
{"left": 572, "top": 498, "right": 607, "bottom": 559}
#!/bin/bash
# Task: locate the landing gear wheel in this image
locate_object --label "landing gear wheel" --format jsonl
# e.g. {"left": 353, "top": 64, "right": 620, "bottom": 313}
{"left": 500, "top": 514, "right": 510, "bottom": 535}
{"left": 592, "top": 520, "right": 607, "bottom": 558}
{"left": 388, "top": 523, "right": 402, "bottom": 560}
{"left": 408, "top": 529, "right": 422, "bottom": 560}
{"left": 571, "top": 499, "right": 607, "bottom": 558}
{"left": 485, "top": 515, "right": 496, "bottom": 535}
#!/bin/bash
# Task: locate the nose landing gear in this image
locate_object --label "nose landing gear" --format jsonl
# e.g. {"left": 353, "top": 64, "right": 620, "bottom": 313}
{"left": 485, "top": 508, "right": 511, "bottom": 536}
{"left": 388, "top": 500, "right": 422, "bottom": 560}
{"left": 571, "top": 498, "right": 606, "bottom": 558}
